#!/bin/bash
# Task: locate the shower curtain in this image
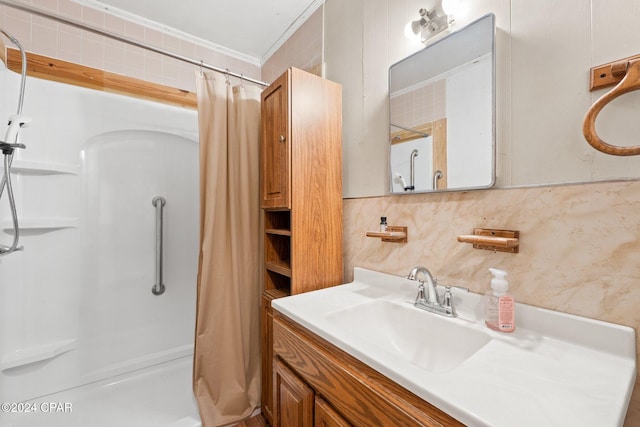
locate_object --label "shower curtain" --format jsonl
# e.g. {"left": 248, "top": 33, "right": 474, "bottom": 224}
{"left": 193, "top": 71, "right": 262, "bottom": 426}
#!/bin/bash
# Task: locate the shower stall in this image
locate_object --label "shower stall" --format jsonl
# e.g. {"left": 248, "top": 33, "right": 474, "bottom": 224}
{"left": 0, "top": 57, "right": 201, "bottom": 426}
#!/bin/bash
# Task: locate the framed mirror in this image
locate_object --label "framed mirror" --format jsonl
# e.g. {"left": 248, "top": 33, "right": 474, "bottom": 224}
{"left": 389, "top": 13, "right": 495, "bottom": 193}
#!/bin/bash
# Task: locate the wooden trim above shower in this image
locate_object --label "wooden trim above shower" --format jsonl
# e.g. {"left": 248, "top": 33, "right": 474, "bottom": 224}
{"left": 3, "top": 47, "right": 197, "bottom": 109}
{"left": 390, "top": 122, "right": 434, "bottom": 144}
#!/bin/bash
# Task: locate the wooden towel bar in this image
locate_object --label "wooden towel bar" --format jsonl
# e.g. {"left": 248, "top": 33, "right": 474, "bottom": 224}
{"left": 583, "top": 58, "right": 640, "bottom": 156}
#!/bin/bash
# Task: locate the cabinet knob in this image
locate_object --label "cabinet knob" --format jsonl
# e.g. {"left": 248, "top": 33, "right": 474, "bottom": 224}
{"left": 279, "top": 135, "right": 286, "bottom": 143}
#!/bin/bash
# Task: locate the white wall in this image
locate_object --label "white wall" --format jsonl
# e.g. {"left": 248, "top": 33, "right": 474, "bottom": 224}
{"left": 326, "top": 0, "right": 640, "bottom": 197}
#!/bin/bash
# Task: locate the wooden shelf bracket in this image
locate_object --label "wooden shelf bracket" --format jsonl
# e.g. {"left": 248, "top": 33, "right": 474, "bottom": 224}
{"left": 366, "top": 226, "right": 408, "bottom": 243}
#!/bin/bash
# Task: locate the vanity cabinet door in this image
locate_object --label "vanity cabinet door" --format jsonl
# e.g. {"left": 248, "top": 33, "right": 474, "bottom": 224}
{"left": 261, "top": 295, "right": 274, "bottom": 424}
{"left": 273, "top": 358, "right": 314, "bottom": 427}
{"left": 315, "top": 397, "right": 351, "bottom": 427}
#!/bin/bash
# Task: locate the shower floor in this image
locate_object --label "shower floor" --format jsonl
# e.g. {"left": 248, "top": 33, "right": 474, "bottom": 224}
{"left": 2, "top": 356, "right": 201, "bottom": 427}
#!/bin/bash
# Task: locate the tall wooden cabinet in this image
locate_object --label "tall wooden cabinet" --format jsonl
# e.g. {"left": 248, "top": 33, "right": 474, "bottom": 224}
{"left": 260, "top": 67, "right": 344, "bottom": 425}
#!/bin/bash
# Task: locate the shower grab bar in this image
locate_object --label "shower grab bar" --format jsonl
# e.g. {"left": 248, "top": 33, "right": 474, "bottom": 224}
{"left": 407, "top": 149, "right": 419, "bottom": 191}
{"left": 433, "top": 170, "right": 443, "bottom": 190}
{"left": 152, "top": 196, "right": 166, "bottom": 296}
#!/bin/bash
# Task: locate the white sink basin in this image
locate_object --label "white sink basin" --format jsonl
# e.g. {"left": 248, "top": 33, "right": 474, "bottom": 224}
{"left": 325, "top": 300, "right": 491, "bottom": 373}
{"left": 272, "top": 267, "right": 637, "bottom": 427}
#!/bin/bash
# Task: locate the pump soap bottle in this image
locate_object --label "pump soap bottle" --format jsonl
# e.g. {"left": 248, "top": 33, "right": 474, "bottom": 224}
{"left": 485, "top": 268, "right": 515, "bottom": 332}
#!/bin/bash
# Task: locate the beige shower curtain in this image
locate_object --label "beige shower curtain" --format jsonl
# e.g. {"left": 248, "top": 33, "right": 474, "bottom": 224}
{"left": 193, "top": 71, "right": 262, "bottom": 426}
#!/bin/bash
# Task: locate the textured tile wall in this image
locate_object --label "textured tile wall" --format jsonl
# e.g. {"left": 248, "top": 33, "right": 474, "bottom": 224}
{"left": 390, "top": 80, "right": 446, "bottom": 128}
{"left": 0, "top": 0, "right": 260, "bottom": 92}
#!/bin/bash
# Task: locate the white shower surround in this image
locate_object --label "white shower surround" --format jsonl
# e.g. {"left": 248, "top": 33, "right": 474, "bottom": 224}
{"left": 0, "top": 63, "right": 200, "bottom": 422}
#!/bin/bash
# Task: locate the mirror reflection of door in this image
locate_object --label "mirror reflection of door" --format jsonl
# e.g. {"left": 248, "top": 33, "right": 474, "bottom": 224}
{"left": 389, "top": 14, "right": 495, "bottom": 194}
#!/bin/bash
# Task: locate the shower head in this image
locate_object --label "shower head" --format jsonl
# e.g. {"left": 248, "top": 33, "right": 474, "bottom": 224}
{"left": 394, "top": 172, "right": 408, "bottom": 190}
{"left": 0, "top": 27, "right": 27, "bottom": 115}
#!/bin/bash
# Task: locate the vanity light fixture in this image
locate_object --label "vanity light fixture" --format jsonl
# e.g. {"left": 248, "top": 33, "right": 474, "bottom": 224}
{"left": 441, "top": 0, "right": 464, "bottom": 17}
{"left": 405, "top": 0, "right": 464, "bottom": 44}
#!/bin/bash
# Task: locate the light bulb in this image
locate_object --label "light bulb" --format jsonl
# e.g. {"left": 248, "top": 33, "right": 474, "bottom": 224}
{"left": 441, "top": 0, "right": 461, "bottom": 16}
{"left": 404, "top": 21, "right": 421, "bottom": 41}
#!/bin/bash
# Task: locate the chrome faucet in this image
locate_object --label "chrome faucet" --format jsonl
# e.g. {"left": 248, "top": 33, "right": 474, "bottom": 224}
{"left": 407, "top": 266, "right": 440, "bottom": 306}
{"left": 407, "top": 266, "right": 467, "bottom": 317}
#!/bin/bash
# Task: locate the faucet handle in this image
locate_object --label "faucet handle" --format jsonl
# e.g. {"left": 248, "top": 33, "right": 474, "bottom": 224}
{"left": 441, "top": 285, "right": 466, "bottom": 317}
{"left": 442, "top": 286, "right": 454, "bottom": 305}
{"left": 415, "top": 282, "right": 427, "bottom": 304}
{"left": 441, "top": 286, "right": 455, "bottom": 317}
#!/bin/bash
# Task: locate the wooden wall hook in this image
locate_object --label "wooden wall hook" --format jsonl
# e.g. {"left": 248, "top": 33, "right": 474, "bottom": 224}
{"left": 583, "top": 59, "right": 640, "bottom": 156}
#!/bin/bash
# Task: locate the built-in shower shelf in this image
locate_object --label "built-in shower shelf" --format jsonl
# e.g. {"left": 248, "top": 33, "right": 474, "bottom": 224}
{"left": 0, "top": 338, "right": 77, "bottom": 371}
{"left": 2, "top": 217, "right": 79, "bottom": 232}
{"left": 10, "top": 160, "right": 79, "bottom": 175}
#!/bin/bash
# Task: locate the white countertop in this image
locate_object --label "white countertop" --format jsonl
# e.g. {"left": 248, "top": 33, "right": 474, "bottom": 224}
{"left": 272, "top": 267, "right": 637, "bottom": 427}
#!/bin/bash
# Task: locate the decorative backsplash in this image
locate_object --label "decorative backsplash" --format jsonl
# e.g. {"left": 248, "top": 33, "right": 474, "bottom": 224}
{"left": 390, "top": 79, "right": 446, "bottom": 129}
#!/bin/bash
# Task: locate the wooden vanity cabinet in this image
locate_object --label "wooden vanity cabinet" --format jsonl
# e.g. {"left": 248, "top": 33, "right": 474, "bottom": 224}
{"left": 272, "top": 312, "right": 465, "bottom": 427}
{"left": 314, "top": 397, "right": 351, "bottom": 427}
{"left": 260, "top": 67, "right": 344, "bottom": 425}
{"left": 273, "top": 357, "right": 350, "bottom": 427}
{"left": 261, "top": 291, "right": 287, "bottom": 423}
{"left": 273, "top": 358, "right": 314, "bottom": 427}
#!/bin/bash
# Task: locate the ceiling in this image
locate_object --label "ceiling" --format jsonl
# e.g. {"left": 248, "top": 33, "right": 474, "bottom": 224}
{"left": 78, "top": 0, "right": 322, "bottom": 63}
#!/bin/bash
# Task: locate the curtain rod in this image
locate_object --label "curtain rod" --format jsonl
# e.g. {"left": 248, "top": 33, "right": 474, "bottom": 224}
{"left": 0, "top": 0, "right": 269, "bottom": 87}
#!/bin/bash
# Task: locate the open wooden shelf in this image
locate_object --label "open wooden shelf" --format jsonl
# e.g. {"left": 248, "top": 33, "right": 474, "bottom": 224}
{"left": 265, "top": 261, "right": 292, "bottom": 277}
{"left": 263, "top": 288, "right": 291, "bottom": 301}
{"left": 265, "top": 228, "right": 292, "bottom": 236}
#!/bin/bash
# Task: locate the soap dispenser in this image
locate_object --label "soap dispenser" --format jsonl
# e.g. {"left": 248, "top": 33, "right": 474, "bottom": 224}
{"left": 485, "top": 268, "right": 515, "bottom": 332}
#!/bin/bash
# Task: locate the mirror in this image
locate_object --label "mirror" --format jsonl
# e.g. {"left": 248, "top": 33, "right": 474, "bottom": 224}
{"left": 389, "top": 14, "right": 495, "bottom": 193}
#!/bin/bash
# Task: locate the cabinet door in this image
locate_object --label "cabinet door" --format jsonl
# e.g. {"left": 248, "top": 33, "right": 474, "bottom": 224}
{"left": 315, "top": 397, "right": 351, "bottom": 427}
{"left": 261, "top": 296, "right": 274, "bottom": 424}
{"left": 261, "top": 71, "right": 290, "bottom": 209}
{"left": 273, "top": 358, "right": 314, "bottom": 427}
